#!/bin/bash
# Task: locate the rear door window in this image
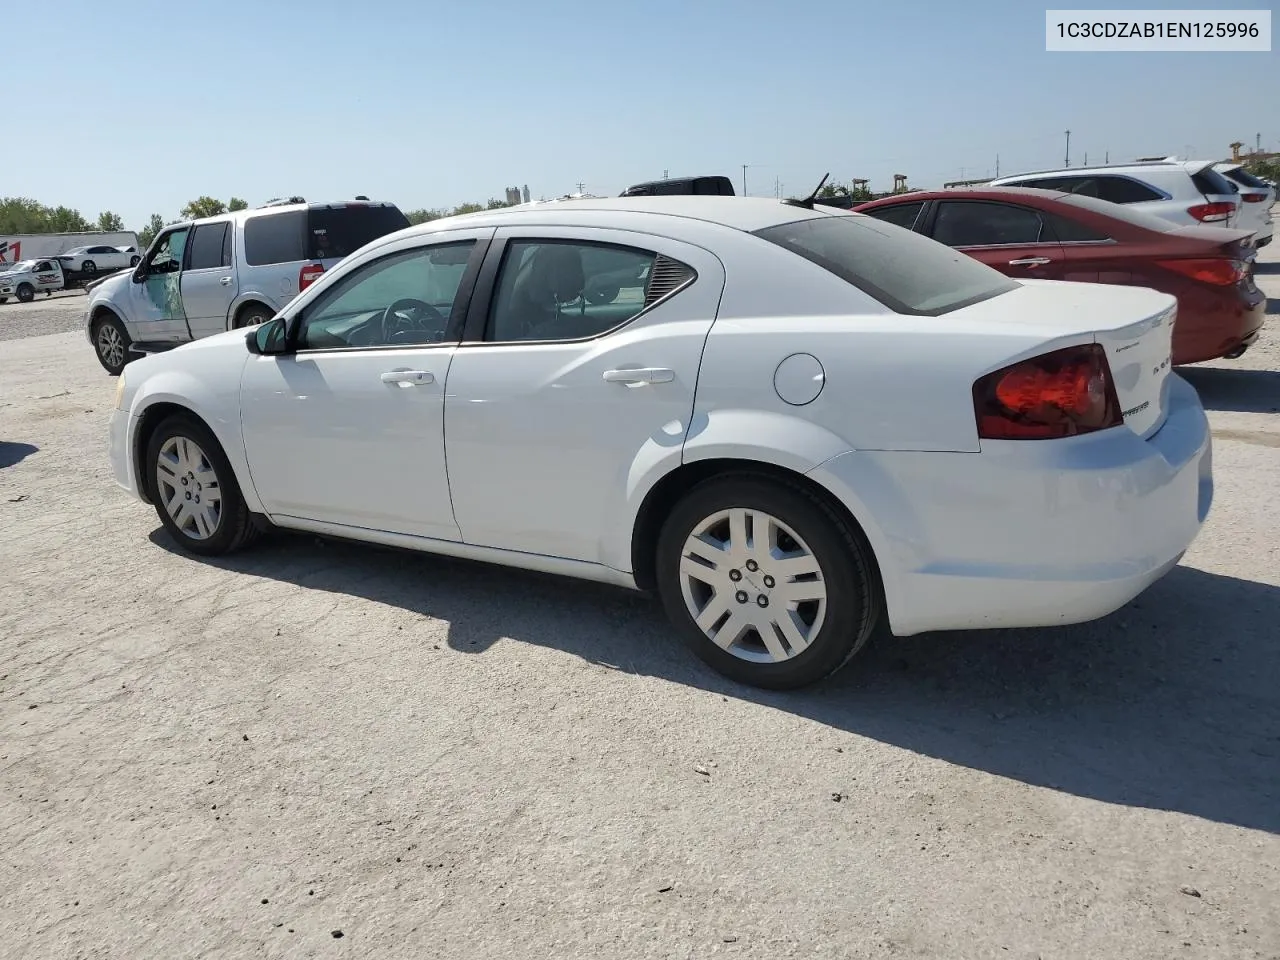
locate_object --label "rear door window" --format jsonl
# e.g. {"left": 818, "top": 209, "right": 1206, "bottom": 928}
{"left": 307, "top": 204, "right": 412, "bottom": 261}
{"left": 1043, "top": 212, "right": 1110, "bottom": 242}
{"left": 931, "top": 201, "right": 1044, "bottom": 246}
{"left": 1222, "top": 167, "right": 1270, "bottom": 189}
{"left": 753, "top": 214, "right": 1018, "bottom": 316}
{"left": 186, "top": 222, "right": 231, "bottom": 270}
{"left": 861, "top": 201, "right": 924, "bottom": 231}
{"left": 243, "top": 211, "right": 307, "bottom": 265}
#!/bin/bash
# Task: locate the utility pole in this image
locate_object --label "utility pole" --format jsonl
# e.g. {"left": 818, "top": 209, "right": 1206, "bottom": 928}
{"left": 1064, "top": 130, "right": 1071, "bottom": 167}
{"left": 995, "top": 154, "right": 1000, "bottom": 177}
{"left": 1105, "top": 150, "right": 1109, "bottom": 163}
{"left": 1257, "top": 133, "right": 1262, "bottom": 154}
{"left": 662, "top": 169, "right": 669, "bottom": 179}
{"left": 742, "top": 164, "right": 748, "bottom": 196}
{"left": 1084, "top": 152, "right": 1088, "bottom": 166}
{"left": 575, "top": 181, "right": 585, "bottom": 195}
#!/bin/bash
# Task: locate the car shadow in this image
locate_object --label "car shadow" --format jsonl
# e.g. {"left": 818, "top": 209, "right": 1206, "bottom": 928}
{"left": 0, "top": 441, "right": 38, "bottom": 468}
{"left": 150, "top": 527, "right": 1280, "bottom": 835}
{"left": 1180, "top": 366, "right": 1280, "bottom": 413}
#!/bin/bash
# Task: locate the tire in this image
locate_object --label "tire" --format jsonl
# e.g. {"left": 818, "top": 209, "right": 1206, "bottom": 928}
{"left": 655, "top": 475, "right": 881, "bottom": 689}
{"left": 233, "top": 302, "right": 274, "bottom": 329}
{"left": 0, "top": 297, "right": 7, "bottom": 304}
{"left": 82, "top": 260, "right": 97, "bottom": 276}
{"left": 92, "top": 312, "right": 135, "bottom": 376}
{"left": 129, "top": 256, "right": 141, "bottom": 267}
{"left": 16, "top": 283, "right": 34, "bottom": 303}
{"left": 145, "top": 414, "right": 261, "bottom": 557}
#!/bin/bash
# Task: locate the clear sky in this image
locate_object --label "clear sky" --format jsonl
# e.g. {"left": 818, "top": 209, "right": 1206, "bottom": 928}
{"left": 7, "top": 0, "right": 1276, "bottom": 232}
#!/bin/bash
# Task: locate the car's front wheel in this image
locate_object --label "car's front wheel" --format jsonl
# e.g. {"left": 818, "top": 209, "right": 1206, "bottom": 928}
{"left": 92, "top": 313, "right": 134, "bottom": 376}
{"left": 655, "top": 475, "right": 881, "bottom": 689}
{"left": 129, "top": 256, "right": 141, "bottom": 267}
{"left": 145, "top": 414, "right": 261, "bottom": 556}
{"left": 16, "top": 283, "right": 34, "bottom": 303}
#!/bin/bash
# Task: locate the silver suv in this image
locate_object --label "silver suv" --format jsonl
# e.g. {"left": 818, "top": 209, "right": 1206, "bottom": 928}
{"left": 85, "top": 198, "right": 410, "bottom": 374}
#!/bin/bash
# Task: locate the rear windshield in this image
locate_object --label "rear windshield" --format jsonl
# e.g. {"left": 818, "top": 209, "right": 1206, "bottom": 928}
{"left": 308, "top": 204, "right": 410, "bottom": 260}
{"left": 1057, "top": 192, "right": 1184, "bottom": 233}
{"left": 243, "top": 204, "right": 410, "bottom": 266}
{"left": 1222, "top": 167, "right": 1271, "bottom": 190}
{"left": 1191, "top": 167, "right": 1238, "bottom": 197}
{"left": 753, "top": 213, "right": 1018, "bottom": 316}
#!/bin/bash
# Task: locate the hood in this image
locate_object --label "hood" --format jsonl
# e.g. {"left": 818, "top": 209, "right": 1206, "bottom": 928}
{"left": 87, "top": 269, "right": 133, "bottom": 298}
{"left": 0, "top": 266, "right": 31, "bottom": 280}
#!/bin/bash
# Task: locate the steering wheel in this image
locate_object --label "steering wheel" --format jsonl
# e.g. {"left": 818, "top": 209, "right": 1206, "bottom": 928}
{"left": 380, "top": 298, "right": 447, "bottom": 343}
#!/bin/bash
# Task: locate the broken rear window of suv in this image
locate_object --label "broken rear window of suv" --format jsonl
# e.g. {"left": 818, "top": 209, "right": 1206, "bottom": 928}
{"left": 753, "top": 213, "right": 1018, "bottom": 316}
{"left": 308, "top": 204, "right": 411, "bottom": 261}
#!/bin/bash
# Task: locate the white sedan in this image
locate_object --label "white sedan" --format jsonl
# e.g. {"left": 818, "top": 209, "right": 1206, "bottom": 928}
{"left": 57, "top": 244, "right": 140, "bottom": 275}
{"left": 106, "top": 197, "right": 1212, "bottom": 688}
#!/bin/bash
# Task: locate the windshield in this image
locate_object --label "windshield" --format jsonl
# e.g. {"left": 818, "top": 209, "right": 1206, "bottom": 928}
{"left": 753, "top": 213, "right": 1018, "bottom": 316}
{"left": 2, "top": 260, "right": 36, "bottom": 272}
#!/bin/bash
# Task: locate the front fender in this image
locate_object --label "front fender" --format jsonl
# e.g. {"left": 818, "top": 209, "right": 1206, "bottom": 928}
{"left": 124, "top": 358, "right": 261, "bottom": 512}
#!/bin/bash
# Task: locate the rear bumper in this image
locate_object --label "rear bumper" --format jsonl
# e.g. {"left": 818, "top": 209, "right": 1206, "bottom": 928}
{"left": 1172, "top": 278, "right": 1267, "bottom": 364}
{"left": 809, "top": 374, "right": 1211, "bottom": 636}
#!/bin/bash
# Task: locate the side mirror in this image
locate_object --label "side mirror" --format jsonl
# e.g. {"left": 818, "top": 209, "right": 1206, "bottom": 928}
{"left": 131, "top": 264, "right": 147, "bottom": 283}
{"left": 245, "top": 316, "right": 288, "bottom": 355}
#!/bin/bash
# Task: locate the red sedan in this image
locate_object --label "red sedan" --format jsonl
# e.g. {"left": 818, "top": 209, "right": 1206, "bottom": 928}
{"left": 854, "top": 187, "right": 1265, "bottom": 364}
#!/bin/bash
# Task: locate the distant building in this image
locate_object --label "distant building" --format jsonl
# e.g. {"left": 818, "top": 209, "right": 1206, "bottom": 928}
{"left": 522, "top": 184, "right": 531, "bottom": 204}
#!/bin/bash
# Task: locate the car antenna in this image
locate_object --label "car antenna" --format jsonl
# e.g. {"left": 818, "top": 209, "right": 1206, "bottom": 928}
{"left": 782, "top": 172, "right": 830, "bottom": 209}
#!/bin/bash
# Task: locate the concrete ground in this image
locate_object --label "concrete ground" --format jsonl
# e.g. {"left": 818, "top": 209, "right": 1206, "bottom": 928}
{"left": 2, "top": 244, "right": 1278, "bottom": 960}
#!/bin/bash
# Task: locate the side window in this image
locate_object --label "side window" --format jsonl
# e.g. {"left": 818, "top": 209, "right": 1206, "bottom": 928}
{"left": 1043, "top": 212, "right": 1110, "bottom": 243}
{"left": 148, "top": 229, "right": 189, "bottom": 273}
{"left": 487, "top": 240, "right": 681, "bottom": 343}
{"left": 221, "top": 223, "right": 234, "bottom": 267}
{"left": 297, "top": 241, "right": 476, "bottom": 350}
{"left": 36, "top": 261, "right": 53, "bottom": 272}
{"left": 1097, "top": 176, "right": 1162, "bottom": 204}
{"left": 862, "top": 201, "right": 924, "bottom": 231}
{"left": 1014, "top": 177, "right": 1071, "bottom": 191}
{"left": 931, "top": 202, "right": 1044, "bottom": 247}
{"left": 186, "top": 222, "right": 230, "bottom": 270}
{"left": 243, "top": 211, "right": 306, "bottom": 266}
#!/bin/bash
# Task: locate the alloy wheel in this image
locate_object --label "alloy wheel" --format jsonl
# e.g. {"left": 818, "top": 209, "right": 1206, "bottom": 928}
{"left": 678, "top": 507, "right": 827, "bottom": 663}
{"left": 97, "top": 324, "right": 125, "bottom": 369}
{"left": 156, "top": 436, "right": 223, "bottom": 540}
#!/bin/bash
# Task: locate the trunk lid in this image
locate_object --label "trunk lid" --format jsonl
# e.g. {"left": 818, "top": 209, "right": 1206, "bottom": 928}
{"left": 958, "top": 280, "right": 1176, "bottom": 439}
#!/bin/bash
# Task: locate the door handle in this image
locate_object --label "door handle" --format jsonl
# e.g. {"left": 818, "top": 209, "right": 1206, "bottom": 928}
{"left": 602, "top": 367, "right": 675, "bottom": 385}
{"left": 380, "top": 370, "right": 434, "bottom": 385}
{"left": 1007, "top": 257, "right": 1053, "bottom": 266}
{"left": 219, "top": 276, "right": 233, "bottom": 285}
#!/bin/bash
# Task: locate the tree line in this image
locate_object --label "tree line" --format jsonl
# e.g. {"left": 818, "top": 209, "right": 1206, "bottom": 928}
{"left": 2, "top": 194, "right": 521, "bottom": 251}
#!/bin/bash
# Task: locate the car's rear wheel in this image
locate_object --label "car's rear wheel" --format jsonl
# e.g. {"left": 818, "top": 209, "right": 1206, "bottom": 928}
{"left": 16, "top": 283, "right": 34, "bottom": 303}
{"left": 655, "top": 475, "right": 880, "bottom": 689}
{"left": 82, "top": 260, "right": 97, "bottom": 276}
{"left": 129, "top": 256, "right": 141, "bottom": 267}
{"left": 233, "top": 302, "right": 274, "bottom": 329}
{"left": 145, "top": 414, "right": 260, "bottom": 556}
{"left": 92, "top": 313, "right": 133, "bottom": 376}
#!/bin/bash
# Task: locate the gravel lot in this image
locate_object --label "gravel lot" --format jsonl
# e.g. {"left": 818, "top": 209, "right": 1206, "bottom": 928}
{"left": 2, "top": 245, "right": 1278, "bottom": 959}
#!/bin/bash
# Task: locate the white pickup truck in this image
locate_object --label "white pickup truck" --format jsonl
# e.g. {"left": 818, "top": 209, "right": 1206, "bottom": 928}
{"left": 0, "top": 258, "right": 67, "bottom": 303}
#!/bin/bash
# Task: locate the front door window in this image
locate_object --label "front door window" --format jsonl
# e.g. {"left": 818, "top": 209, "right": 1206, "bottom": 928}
{"left": 144, "top": 228, "right": 189, "bottom": 319}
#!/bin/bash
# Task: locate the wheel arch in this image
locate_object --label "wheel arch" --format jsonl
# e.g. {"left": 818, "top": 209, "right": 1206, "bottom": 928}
{"left": 128, "top": 386, "right": 264, "bottom": 513}
{"left": 629, "top": 457, "right": 889, "bottom": 618}
{"left": 227, "top": 294, "right": 281, "bottom": 330}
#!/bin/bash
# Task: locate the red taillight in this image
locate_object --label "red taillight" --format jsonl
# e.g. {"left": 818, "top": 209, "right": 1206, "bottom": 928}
{"left": 1156, "top": 258, "right": 1246, "bottom": 286}
{"left": 1241, "top": 192, "right": 1268, "bottom": 203}
{"left": 973, "top": 344, "right": 1122, "bottom": 441}
{"left": 1187, "top": 201, "right": 1235, "bottom": 223}
{"left": 299, "top": 263, "right": 325, "bottom": 290}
